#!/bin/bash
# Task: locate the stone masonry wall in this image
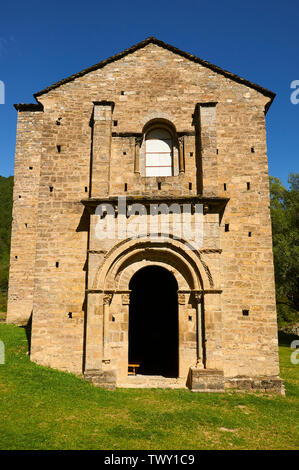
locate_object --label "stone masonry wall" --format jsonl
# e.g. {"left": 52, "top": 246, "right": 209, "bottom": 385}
{"left": 8, "top": 42, "right": 279, "bottom": 381}
{"left": 7, "top": 110, "right": 43, "bottom": 325}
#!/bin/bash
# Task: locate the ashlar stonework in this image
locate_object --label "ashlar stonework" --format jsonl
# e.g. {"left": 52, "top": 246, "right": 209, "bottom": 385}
{"left": 7, "top": 37, "right": 284, "bottom": 393}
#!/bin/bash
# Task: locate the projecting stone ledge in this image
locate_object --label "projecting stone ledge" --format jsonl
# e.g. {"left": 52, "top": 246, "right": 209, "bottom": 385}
{"left": 188, "top": 368, "right": 225, "bottom": 392}
{"left": 189, "top": 369, "right": 285, "bottom": 394}
{"left": 225, "top": 376, "right": 285, "bottom": 395}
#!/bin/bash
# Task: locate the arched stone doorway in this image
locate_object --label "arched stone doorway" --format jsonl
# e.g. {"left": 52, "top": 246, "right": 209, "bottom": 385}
{"left": 128, "top": 265, "right": 179, "bottom": 377}
{"left": 84, "top": 237, "right": 222, "bottom": 386}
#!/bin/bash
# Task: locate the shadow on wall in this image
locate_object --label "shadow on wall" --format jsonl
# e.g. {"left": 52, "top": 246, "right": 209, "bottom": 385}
{"left": 21, "top": 312, "right": 32, "bottom": 353}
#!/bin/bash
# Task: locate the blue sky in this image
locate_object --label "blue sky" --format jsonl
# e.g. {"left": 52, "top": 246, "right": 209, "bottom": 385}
{"left": 0, "top": 0, "right": 298, "bottom": 186}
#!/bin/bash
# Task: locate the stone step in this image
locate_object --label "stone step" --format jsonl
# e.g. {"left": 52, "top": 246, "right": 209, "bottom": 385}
{"left": 117, "top": 375, "right": 187, "bottom": 389}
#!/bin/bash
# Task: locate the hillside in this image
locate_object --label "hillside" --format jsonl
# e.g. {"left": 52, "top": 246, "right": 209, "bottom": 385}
{"left": 0, "top": 175, "right": 13, "bottom": 311}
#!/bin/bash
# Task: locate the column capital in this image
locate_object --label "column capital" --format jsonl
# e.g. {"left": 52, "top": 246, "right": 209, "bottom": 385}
{"left": 194, "top": 292, "right": 203, "bottom": 303}
{"left": 103, "top": 293, "right": 113, "bottom": 305}
{"left": 177, "top": 292, "right": 186, "bottom": 305}
{"left": 196, "top": 101, "right": 218, "bottom": 108}
{"left": 93, "top": 100, "right": 115, "bottom": 109}
{"left": 121, "top": 293, "right": 130, "bottom": 305}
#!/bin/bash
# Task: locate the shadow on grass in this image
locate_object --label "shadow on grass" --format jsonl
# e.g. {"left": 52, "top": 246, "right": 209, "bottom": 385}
{"left": 278, "top": 330, "right": 299, "bottom": 347}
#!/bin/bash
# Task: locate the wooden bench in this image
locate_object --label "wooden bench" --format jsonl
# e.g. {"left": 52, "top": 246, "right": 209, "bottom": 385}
{"left": 128, "top": 363, "right": 140, "bottom": 376}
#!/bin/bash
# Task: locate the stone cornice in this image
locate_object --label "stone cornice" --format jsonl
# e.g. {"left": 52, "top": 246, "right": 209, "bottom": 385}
{"left": 86, "top": 288, "right": 222, "bottom": 294}
{"left": 93, "top": 100, "right": 115, "bottom": 110}
{"left": 81, "top": 195, "right": 229, "bottom": 214}
{"left": 111, "top": 131, "right": 196, "bottom": 138}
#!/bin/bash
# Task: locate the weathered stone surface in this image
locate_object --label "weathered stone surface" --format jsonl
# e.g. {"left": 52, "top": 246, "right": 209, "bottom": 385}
{"left": 189, "top": 368, "right": 225, "bottom": 392}
{"left": 225, "top": 376, "right": 285, "bottom": 395}
{"left": 84, "top": 369, "right": 117, "bottom": 390}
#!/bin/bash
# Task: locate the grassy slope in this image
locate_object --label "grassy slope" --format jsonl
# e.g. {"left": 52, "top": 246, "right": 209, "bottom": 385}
{"left": 0, "top": 324, "right": 298, "bottom": 450}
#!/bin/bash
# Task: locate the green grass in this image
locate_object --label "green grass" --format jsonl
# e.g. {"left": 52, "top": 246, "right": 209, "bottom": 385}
{"left": 0, "top": 323, "right": 298, "bottom": 450}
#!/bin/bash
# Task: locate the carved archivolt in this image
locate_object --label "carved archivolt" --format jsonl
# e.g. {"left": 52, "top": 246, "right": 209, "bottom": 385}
{"left": 199, "top": 258, "right": 214, "bottom": 288}
{"left": 93, "top": 236, "right": 214, "bottom": 293}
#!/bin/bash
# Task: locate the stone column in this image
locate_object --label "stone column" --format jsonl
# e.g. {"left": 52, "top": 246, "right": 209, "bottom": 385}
{"left": 195, "top": 292, "right": 204, "bottom": 368}
{"left": 134, "top": 136, "right": 142, "bottom": 174}
{"left": 178, "top": 136, "right": 185, "bottom": 173}
{"left": 204, "top": 291, "right": 223, "bottom": 370}
{"left": 198, "top": 102, "right": 218, "bottom": 196}
{"left": 91, "top": 101, "right": 114, "bottom": 197}
{"left": 84, "top": 292, "right": 104, "bottom": 371}
{"left": 103, "top": 293, "right": 113, "bottom": 361}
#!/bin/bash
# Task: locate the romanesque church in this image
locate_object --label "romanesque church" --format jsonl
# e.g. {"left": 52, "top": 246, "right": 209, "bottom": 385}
{"left": 7, "top": 37, "right": 284, "bottom": 392}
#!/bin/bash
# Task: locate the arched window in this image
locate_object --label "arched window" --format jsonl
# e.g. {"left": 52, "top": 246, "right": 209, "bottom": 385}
{"left": 145, "top": 128, "right": 173, "bottom": 177}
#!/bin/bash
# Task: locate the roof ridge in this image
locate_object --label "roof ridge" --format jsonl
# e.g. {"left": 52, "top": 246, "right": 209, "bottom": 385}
{"left": 26, "top": 37, "right": 274, "bottom": 111}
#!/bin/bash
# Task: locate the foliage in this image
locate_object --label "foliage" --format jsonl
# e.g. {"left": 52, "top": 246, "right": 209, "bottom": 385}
{"left": 270, "top": 174, "right": 299, "bottom": 326}
{"left": 0, "top": 176, "right": 13, "bottom": 311}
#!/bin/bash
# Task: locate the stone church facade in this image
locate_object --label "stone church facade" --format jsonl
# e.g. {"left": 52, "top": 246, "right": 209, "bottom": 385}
{"left": 7, "top": 38, "right": 284, "bottom": 392}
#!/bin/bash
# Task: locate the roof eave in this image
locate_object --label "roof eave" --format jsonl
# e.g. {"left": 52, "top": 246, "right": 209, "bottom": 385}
{"left": 14, "top": 103, "right": 44, "bottom": 112}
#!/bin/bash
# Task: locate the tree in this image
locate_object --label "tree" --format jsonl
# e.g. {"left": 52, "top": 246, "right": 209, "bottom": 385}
{"left": 0, "top": 176, "right": 14, "bottom": 311}
{"left": 270, "top": 173, "right": 299, "bottom": 326}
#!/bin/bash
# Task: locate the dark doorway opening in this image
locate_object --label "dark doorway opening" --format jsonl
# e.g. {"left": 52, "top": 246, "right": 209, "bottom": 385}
{"left": 129, "top": 265, "right": 178, "bottom": 377}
